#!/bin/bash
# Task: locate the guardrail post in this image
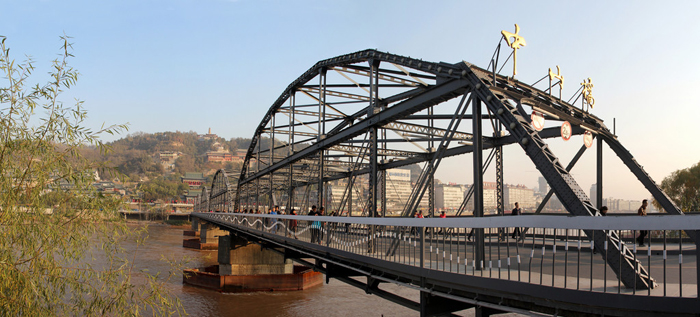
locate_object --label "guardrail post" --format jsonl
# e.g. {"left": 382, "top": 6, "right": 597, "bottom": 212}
{"left": 696, "top": 230, "right": 700, "bottom": 298}
{"left": 420, "top": 227, "right": 425, "bottom": 269}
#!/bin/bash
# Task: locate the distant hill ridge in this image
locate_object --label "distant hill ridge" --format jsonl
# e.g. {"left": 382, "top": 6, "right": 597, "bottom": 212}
{"left": 85, "top": 131, "right": 274, "bottom": 182}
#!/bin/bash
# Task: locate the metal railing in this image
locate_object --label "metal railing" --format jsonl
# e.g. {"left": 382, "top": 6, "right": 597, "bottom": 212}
{"left": 195, "top": 212, "right": 700, "bottom": 299}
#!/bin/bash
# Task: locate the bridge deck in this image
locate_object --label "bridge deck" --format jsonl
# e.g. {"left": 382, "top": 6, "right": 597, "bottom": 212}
{"left": 194, "top": 213, "right": 700, "bottom": 316}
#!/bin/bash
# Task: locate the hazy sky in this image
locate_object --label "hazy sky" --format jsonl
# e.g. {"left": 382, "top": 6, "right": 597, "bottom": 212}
{"left": 2, "top": 1, "right": 699, "bottom": 201}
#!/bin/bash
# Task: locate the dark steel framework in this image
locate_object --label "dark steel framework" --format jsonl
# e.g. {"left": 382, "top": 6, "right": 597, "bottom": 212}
{"left": 195, "top": 49, "right": 690, "bottom": 290}
{"left": 209, "top": 169, "right": 234, "bottom": 212}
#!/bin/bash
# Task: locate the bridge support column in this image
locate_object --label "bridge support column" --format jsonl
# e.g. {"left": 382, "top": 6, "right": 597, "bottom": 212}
{"left": 183, "top": 217, "right": 202, "bottom": 237}
{"left": 473, "top": 97, "right": 485, "bottom": 270}
{"left": 184, "top": 222, "right": 228, "bottom": 250}
{"left": 201, "top": 223, "right": 229, "bottom": 245}
{"left": 218, "top": 235, "right": 293, "bottom": 275}
{"left": 183, "top": 233, "right": 322, "bottom": 292}
{"left": 419, "top": 292, "right": 473, "bottom": 317}
{"left": 474, "top": 305, "right": 507, "bottom": 317}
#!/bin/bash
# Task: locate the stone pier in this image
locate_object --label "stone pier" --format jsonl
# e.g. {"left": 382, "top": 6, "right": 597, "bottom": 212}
{"left": 183, "top": 217, "right": 201, "bottom": 237}
{"left": 218, "top": 235, "right": 293, "bottom": 275}
{"left": 183, "top": 234, "right": 322, "bottom": 292}
{"left": 183, "top": 221, "right": 228, "bottom": 250}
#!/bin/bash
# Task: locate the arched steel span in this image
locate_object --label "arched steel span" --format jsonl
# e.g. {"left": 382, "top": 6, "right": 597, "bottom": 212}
{"left": 217, "top": 49, "right": 686, "bottom": 289}
{"left": 208, "top": 169, "right": 235, "bottom": 213}
{"left": 194, "top": 186, "right": 208, "bottom": 213}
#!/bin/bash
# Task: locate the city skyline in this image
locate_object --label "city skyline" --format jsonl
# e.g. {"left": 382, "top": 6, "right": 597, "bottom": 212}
{"left": 2, "top": 1, "right": 698, "bottom": 201}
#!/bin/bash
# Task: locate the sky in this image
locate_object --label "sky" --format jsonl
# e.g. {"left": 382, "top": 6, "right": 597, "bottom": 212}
{"left": 1, "top": 0, "right": 699, "bottom": 202}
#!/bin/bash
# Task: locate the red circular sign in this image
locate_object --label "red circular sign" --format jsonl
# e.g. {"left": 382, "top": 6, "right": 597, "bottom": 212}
{"left": 561, "top": 121, "right": 572, "bottom": 141}
{"left": 531, "top": 111, "right": 545, "bottom": 131}
{"left": 583, "top": 131, "right": 593, "bottom": 148}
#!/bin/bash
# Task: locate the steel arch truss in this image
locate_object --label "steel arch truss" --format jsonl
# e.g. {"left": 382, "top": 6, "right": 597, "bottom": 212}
{"left": 208, "top": 169, "right": 234, "bottom": 212}
{"left": 194, "top": 186, "right": 208, "bottom": 213}
{"left": 232, "top": 49, "right": 687, "bottom": 289}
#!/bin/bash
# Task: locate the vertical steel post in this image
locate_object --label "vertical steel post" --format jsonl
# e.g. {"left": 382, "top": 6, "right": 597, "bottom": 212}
{"left": 318, "top": 68, "right": 327, "bottom": 210}
{"left": 596, "top": 136, "right": 603, "bottom": 210}
{"left": 420, "top": 227, "right": 425, "bottom": 268}
{"left": 496, "top": 127, "right": 504, "bottom": 241}
{"left": 381, "top": 128, "right": 387, "bottom": 217}
{"left": 256, "top": 138, "right": 260, "bottom": 211}
{"left": 381, "top": 169, "right": 387, "bottom": 217}
{"left": 287, "top": 92, "right": 295, "bottom": 212}
{"left": 496, "top": 141, "right": 503, "bottom": 215}
{"left": 270, "top": 114, "right": 275, "bottom": 211}
{"left": 348, "top": 178, "right": 353, "bottom": 216}
{"left": 255, "top": 178, "right": 260, "bottom": 211}
{"left": 368, "top": 59, "right": 379, "bottom": 252}
{"left": 428, "top": 107, "right": 435, "bottom": 218}
{"left": 473, "top": 97, "right": 485, "bottom": 270}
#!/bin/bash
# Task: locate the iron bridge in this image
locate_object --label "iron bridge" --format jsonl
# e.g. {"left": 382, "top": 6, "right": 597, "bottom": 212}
{"left": 192, "top": 48, "right": 698, "bottom": 316}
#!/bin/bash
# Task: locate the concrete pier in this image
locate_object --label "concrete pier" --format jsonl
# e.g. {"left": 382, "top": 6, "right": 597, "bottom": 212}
{"left": 218, "top": 235, "right": 293, "bottom": 275}
{"left": 183, "top": 220, "right": 228, "bottom": 250}
{"left": 183, "top": 234, "right": 322, "bottom": 292}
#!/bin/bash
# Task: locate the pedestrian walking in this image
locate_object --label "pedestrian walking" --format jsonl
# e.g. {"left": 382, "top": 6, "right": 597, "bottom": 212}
{"left": 270, "top": 208, "right": 278, "bottom": 234}
{"left": 636, "top": 200, "right": 648, "bottom": 247}
{"left": 511, "top": 202, "right": 522, "bottom": 239}
{"left": 308, "top": 205, "right": 319, "bottom": 243}
{"left": 289, "top": 209, "right": 298, "bottom": 239}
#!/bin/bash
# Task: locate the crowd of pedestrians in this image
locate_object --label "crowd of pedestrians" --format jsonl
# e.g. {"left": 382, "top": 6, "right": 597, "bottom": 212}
{"left": 231, "top": 199, "right": 652, "bottom": 252}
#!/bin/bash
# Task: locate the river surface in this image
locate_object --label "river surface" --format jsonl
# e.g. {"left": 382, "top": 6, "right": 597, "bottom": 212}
{"left": 130, "top": 223, "right": 514, "bottom": 317}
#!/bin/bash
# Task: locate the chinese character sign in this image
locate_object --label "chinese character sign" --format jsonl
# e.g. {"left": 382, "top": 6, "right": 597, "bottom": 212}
{"left": 580, "top": 78, "right": 595, "bottom": 108}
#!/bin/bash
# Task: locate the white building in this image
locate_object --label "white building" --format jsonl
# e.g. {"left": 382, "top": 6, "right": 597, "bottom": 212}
{"left": 435, "top": 184, "right": 466, "bottom": 211}
{"left": 504, "top": 184, "right": 536, "bottom": 210}
{"left": 383, "top": 168, "right": 413, "bottom": 215}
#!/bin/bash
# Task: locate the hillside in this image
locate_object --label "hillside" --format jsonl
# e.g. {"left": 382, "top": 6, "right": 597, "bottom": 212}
{"left": 83, "top": 130, "right": 421, "bottom": 202}
{"left": 84, "top": 131, "right": 276, "bottom": 182}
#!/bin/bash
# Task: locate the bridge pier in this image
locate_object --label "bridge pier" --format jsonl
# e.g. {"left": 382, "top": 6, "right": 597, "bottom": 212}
{"left": 183, "top": 234, "right": 322, "bottom": 292}
{"left": 183, "top": 221, "right": 228, "bottom": 250}
{"left": 183, "top": 217, "right": 201, "bottom": 237}
{"left": 218, "top": 235, "right": 293, "bottom": 275}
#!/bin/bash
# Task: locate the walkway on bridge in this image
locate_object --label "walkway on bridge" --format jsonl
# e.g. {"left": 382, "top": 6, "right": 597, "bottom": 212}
{"left": 194, "top": 212, "right": 700, "bottom": 316}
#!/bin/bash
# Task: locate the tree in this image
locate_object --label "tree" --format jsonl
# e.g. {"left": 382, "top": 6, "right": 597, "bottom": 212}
{"left": 0, "top": 36, "right": 184, "bottom": 315}
{"left": 174, "top": 155, "right": 196, "bottom": 175}
{"left": 140, "top": 177, "right": 188, "bottom": 201}
{"left": 654, "top": 161, "right": 700, "bottom": 212}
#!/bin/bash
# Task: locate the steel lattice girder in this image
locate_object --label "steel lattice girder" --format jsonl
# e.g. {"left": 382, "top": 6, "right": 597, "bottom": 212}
{"left": 464, "top": 66, "right": 657, "bottom": 289}
{"left": 232, "top": 49, "right": 689, "bottom": 290}
{"left": 240, "top": 78, "right": 470, "bottom": 185}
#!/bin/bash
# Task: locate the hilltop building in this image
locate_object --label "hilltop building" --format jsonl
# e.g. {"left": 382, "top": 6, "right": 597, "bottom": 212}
{"left": 154, "top": 151, "right": 182, "bottom": 171}
{"left": 182, "top": 172, "right": 206, "bottom": 189}
{"left": 184, "top": 188, "right": 202, "bottom": 204}
{"left": 233, "top": 149, "right": 247, "bottom": 162}
{"left": 199, "top": 127, "right": 218, "bottom": 140}
{"left": 206, "top": 141, "right": 233, "bottom": 163}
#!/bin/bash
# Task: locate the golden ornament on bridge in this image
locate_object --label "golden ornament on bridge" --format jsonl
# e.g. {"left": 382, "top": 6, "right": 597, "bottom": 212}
{"left": 501, "top": 24, "right": 527, "bottom": 77}
{"left": 580, "top": 77, "right": 595, "bottom": 108}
